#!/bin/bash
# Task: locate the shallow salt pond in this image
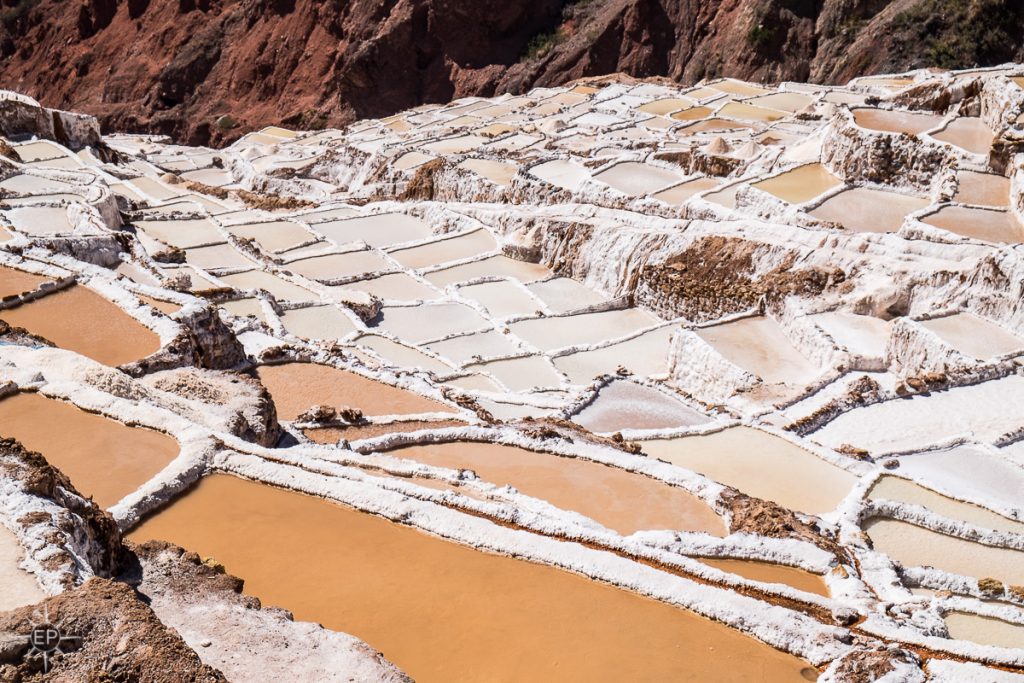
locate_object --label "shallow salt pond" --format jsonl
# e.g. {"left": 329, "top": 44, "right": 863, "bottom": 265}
{"left": 746, "top": 92, "right": 814, "bottom": 113}
{"left": 136, "top": 218, "right": 223, "bottom": 249}
{"left": 0, "top": 285, "right": 160, "bottom": 365}
{"left": 314, "top": 213, "right": 433, "bottom": 249}
{"left": 698, "top": 316, "right": 820, "bottom": 385}
{"left": 869, "top": 476, "right": 1024, "bottom": 535}
{"left": 652, "top": 177, "right": 720, "bottom": 205}
{"left": 811, "top": 312, "right": 890, "bottom": 358}
{"left": 637, "top": 98, "right": 694, "bottom": 116}
{"left": 4, "top": 206, "right": 73, "bottom": 235}
{"left": 225, "top": 220, "right": 312, "bottom": 252}
{"left": 954, "top": 171, "right": 1009, "bottom": 207}
{"left": 467, "top": 354, "right": 564, "bottom": 392}
{"left": 457, "top": 279, "right": 541, "bottom": 318}
{"left": 0, "top": 265, "right": 47, "bottom": 299}
{"left": 931, "top": 117, "right": 994, "bottom": 154}
{"left": 944, "top": 612, "right": 1024, "bottom": 650}
{"left": 256, "top": 363, "right": 453, "bottom": 420}
{"left": 554, "top": 325, "right": 676, "bottom": 383}
{"left": 864, "top": 518, "right": 1024, "bottom": 585}
{"left": 286, "top": 250, "right": 391, "bottom": 280}
{"left": 184, "top": 243, "right": 255, "bottom": 270}
{"left": 752, "top": 164, "right": 842, "bottom": 204}
{"left": 852, "top": 109, "right": 944, "bottom": 136}
{"left": 0, "top": 392, "right": 179, "bottom": 508}
{"left": 641, "top": 427, "right": 857, "bottom": 515}
{"left": 353, "top": 334, "right": 455, "bottom": 373}
{"left": 424, "top": 255, "right": 550, "bottom": 287}
{"left": 700, "top": 558, "right": 829, "bottom": 597}
{"left": 374, "top": 303, "right": 489, "bottom": 343}
{"left": 128, "top": 474, "right": 812, "bottom": 682}
{"left": 529, "top": 159, "right": 590, "bottom": 191}
{"left": 389, "top": 229, "right": 496, "bottom": 269}
{"left": 219, "top": 270, "right": 319, "bottom": 303}
{"left": 892, "top": 447, "right": 1024, "bottom": 516}
{"left": 919, "top": 312, "right": 1023, "bottom": 359}
{"left": 810, "top": 187, "right": 928, "bottom": 233}
{"left": 509, "top": 308, "right": 658, "bottom": 352}
{"left": 219, "top": 298, "right": 266, "bottom": 322}
{"left": 304, "top": 418, "right": 467, "bottom": 443}
{"left": 389, "top": 441, "right": 726, "bottom": 537}
{"left": 572, "top": 380, "right": 709, "bottom": 433}
{"left": 0, "top": 525, "right": 45, "bottom": 611}
{"left": 593, "top": 162, "right": 685, "bottom": 196}
{"left": 426, "top": 329, "right": 521, "bottom": 364}
{"left": 455, "top": 158, "right": 518, "bottom": 186}
{"left": 526, "top": 276, "right": 607, "bottom": 313}
{"left": 337, "top": 272, "right": 440, "bottom": 301}
{"left": 279, "top": 305, "right": 357, "bottom": 340}
{"left": 718, "top": 102, "right": 786, "bottom": 122}
{"left": 922, "top": 205, "right": 1024, "bottom": 243}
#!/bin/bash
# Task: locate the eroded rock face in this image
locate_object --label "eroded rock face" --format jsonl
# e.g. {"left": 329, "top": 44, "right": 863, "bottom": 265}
{"left": 120, "top": 304, "right": 246, "bottom": 377}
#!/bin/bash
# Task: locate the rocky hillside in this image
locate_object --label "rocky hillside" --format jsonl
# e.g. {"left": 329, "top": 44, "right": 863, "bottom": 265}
{"left": 1, "top": 0, "right": 1022, "bottom": 144}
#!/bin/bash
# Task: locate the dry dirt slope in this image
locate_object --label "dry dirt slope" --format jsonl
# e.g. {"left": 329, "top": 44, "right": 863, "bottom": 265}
{"left": 0, "top": 0, "right": 1022, "bottom": 144}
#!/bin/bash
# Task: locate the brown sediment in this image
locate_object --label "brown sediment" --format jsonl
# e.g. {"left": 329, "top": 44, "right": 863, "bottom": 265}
{"left": 304, "top": 419, "right": 466, "bottom": 443}
{"left": 0, "top": 392, "right": 179, "bottom": 509}
{"left": 384, "top": 441, "right": 726, "bottom": 536}
{"left": 257, "top": 362, "right": 455, "bottom": 421}
{"left": 127, "top": 474, "right": 814, "bottom": 683}
{"left": 0, "top": 284, "right": 161, "bottom": 366}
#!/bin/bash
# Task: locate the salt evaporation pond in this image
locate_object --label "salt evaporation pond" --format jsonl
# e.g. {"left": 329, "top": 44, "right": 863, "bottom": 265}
{"left": 0, "top": 392, "right": 179, "bottom": 508}
{"left": 286, "top": 250, "right": 391, "bottom": 279}
{"left": 128, "top": 474, "right": 812, "bottom": 682}
{"left": 864, "top": 518, "right": 1024, "bottom": 585}
{"left": 888, "top": 447, "right": 1024, "bottom": 515}
{"left": 314, "top": 213, "right": 433, "bottom": 248}
{"left": 389, "top": 441, "right": 727, "bottom": 536}
{"left": 752, "top": 164, "right": 842, "bottom": 204}
{"left": 0, "top": 265, "right": 46, "bottom": 299}
{"left": 810, "top": 187, "right": 928, "bottom": 233}
{"left": 0, "top": 285, "right": 160, "bottom": 366}
{"left": 811, "top": 312, "right": 890, "bottom": 358}
{"left": 922, "top": 206, "right": 1024, "bottom": 243}
{"left": 279, "top": 305, "right": 357, "bottom": 340}
{"left": 572, "top": 380, "right": 710, "bottom": 433}
{"left": 509, "top": 308, "right": 658, "bottom": 352}
{"left": 868, "top": 476, "right": 1024, "bottom": 535}
{"left": 931, "top": 117, "right": 994, "bottom": 155}
{"left": 944, "top": 612, "right": 1024, "bottom": 650}
{"left": 593, "top": 162, "right": 685, "bottom": 196}
{"left": 467, "top": 354, "right": 563, "bottom": 392}
{"left": 652, "top": 177, "right": 719, "bottom": 205}
{"left": 697, "top": 316, "right": 820, "bottom": 385}
{"left": 338, "top": 273, "right": 440, "bottom": 301}
{"left": 426, "top": 329, "right": 520, "bottom": 364}
{"left": 954, "top": 171, "right": 1010, "bottom": 207}
{"left": 700, "top": 558, "right": 829, "bottom": 597}
{"left": 0, "top": 525, "right": 45, "bottom": 611}
{"left": 457, "top": 280, "right": 541, "bottom": 318}
{"left": 529, "top": 159, "right": 590, "bottom": 191}
{"left": 389, "top": 229, "right": 496, "bottom": 269}
{"left": 374, "top": 303, "right": 490, "bottom": 343}
{"left": 852, "top": 108, "right": 944, "bottom": 135}
{"left": 526, "top": 276, "right": 607, "bottom": 313}
{"left": 554, "top": 326, "right": 676, "bottom": 383}
{"left": 256, "top": 363, "right": 453, "bottom": 420}
{"left": 640, "top": 427, "right": 856, "bottom": 515}
{"left": 919, "top": 313, "right": 1023, "bottom": 359}
{"left": 305, "top": 418, "right": 466, "bottom": 443}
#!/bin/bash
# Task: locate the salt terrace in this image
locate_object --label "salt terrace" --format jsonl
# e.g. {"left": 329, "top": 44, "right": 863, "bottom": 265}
{"left": 2, "top": 65, "right": 1024, "bottom": 681}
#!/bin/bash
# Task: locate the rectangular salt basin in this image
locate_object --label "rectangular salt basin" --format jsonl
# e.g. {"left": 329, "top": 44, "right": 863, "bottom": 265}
{"left": 220, "top": 298, "right": 266, "bottom": 322}
{"left": 457, "top": 280, "right": 542, "bottom": 318}
{"left": 572, "top": 380, "right": 709, "bottom": 433}
{"left": 652, "top": 177, "right": 720, "bottom": 205}
{"left": 353, "top": 334, "right": 455, "bottom": 373}
{"left": 641, "top": 427, "right": 857, "bottom": 515}
{"left": 136, "top": 218, "right": 223, "bottom": 249}
{"left": 5, "top": 206, "right": 73, "bottom": 235}
{"left": 226, "top": 221, "right": 312, "bottom": 252}
{"left": 593, "top": 162, "right": 685, "bottom": 197}
{"left": 466, "top": 354, "right": 564, "bottom": 391}
{"left": 812, "top": 312, "right": 891, "bottom": 358}
{"left": 529, "top": 160, "right": 590, "bottom": 191}
{"left": 717, "top": 102, "right": 786, "bottom": 122}
{"left": 0, "top": 285, "right": 160, "bottom": 366}
{"left": 219, "top": 271, "right": 319, "bottom": 303}
{"left": 892, "top": 446, "right": 1024, "bottom": 515}
{"left": 864, "top": 518, "right": 1024, "bottom": 585}
{"left": 373, "top": 303, "right": 490, "bottom": 343}
{"left": 852, "top": 109, "right": 944, "bottom": 135}
{"left": 868, "top": 476, "right": 1024, "bottom": 535}
{"left": 811, "top": 375, "right": 1024, "bottom": 453}
{"left": 509, "top": 308, "right": 658, "bottom": 352}
{"left": 810, "top": 187, "right": 928, "bottom": 233}
{"left": 931, "top": 117, "right": 993, "bottom": 155}
{"left": 555, "top": 325, "right": 676, "bottom": 383}
{"left": 944, "top": 612, "right": 1024, "bottom": 650}
{"left": 0, "top": 392, "right": 178, "bottom": 508}
{"left": 752, "top": 164, "right": 842, "bottom": 204}
{"left": 314, "top": 213, "right": 433, "bottom": 248}
{"left": 426, "top": 330, "right": 521, "bottom": 364}
{"left": 0, "top": 525, "right": 45, "bottom": 611}
{"left": 636, "top": 98, "right": 694, "bottom": 116}
{"left": 420, "top": 135, "right": 488, "bottom": 154}
{"left": 257, "top": 363, "right": 452, "bottom": 420}
{"left": 697, "top": 316, "right": 820, "bottom": 385}
{"left": 336, "top": 273, "right": 440, "bottom": 301}
{"left": 921, "top": 206, "right": 1024, "bottom": 244}
{"left": 280, "top": 306, "right": 357, "bottom": 340}
{"left": 286, "top": 250, "right": 391, "bottom": 280}
{"left": 700, "top": 558, "right": 828, "bottom": 597}
{"left": 424, "top": 255, "right": 550, "bottom": 287}
{"left": 526, "top": 277, "right": 607, "bottom": 313}
{"left": 127, "top": 474, "right": 811, "bottom": 682}
{"left": 920, "top": 313, "right": 1023, "bottom": 359}
{"left": 954, "top": 171, "right": 1009, "bottom": 207}
{"left": 0, "top": 265, "right": 47, "bottom": 299}
{"left": 456, "top": 158, "right": 518, "bottom": 186}
{"left": 184, "top": 243, "right": 255, "bottom": 270}
{"left": 389, "top": 229, "right": 497, "bottom": 269}
{"left": 746, "top": 92, "right": 814, "bottom": 113}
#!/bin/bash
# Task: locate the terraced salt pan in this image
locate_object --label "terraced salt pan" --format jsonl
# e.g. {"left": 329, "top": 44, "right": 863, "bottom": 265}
{"left": 286, "top": 250, "right": 391, "bottom": 280}
{"left": 869, "top": 476, "right": 1024, "bottom": 535}
{"left": 457, "top": 280, "right": 541, "bottom": 318}
{"left": 219, "top": 298, "right": 266, "bottom": 322}
{"left": 509, "top": 308, "right": 658, "bottom": 352}
{"left": 593, "top": 162, "right": 685, "bottom": 196}
{"left": 128, "top": 474, "right": 810, "bottom": 682}
{"left": 374, "top": 303, "right": 489, "bottom": 343}
{"left": 390, "top": 442, "right": 726, "bottom": 536}
{"left": 280, "top": 306, "right": 357, "bottom": 340}
{"left": 955, "top": 171, "right": 1010, "bottom": 207}
{"left": 811, "top": 312, "right": 890, "bottom": 357}
{"left": 697, "top": 316, "right": 820, "bottom": 385}
{"left": 811, "top": 376, "right": 1024, "bottom": 452}
{"left": 891, "top": 447, "right": 1024, "bottom": 516}
{"left": 932, "top": 117, "right": 994, "bottom": 154}
{"left": 718, "top": 102, "right": 786, "bottom": 122}
{"left": 354, "top": 334, "right": 454, "bottom": 373}
{"left": 389, "top": 229, "right": 496, "bottom": 269}
{"left": 572, "top": 381, "right": 709, "bottom": 433}
{"left": 393, "top": 152, "right": 435, "bottom": 171}
{"left": 455, "top": 158, "right": 517, "bottom": 186}
{"left": 710, "top": 80, "right": 773, "bottom": 96}
{"left": 529, "top": 160, "right": 590, "bottom": 191}
{"left": 641, "top": 427, "right": 857, "bottom": 515}
{"left": 424, "top": 255, "right": 550, "bottom": 287}
{"left": 669, "top": 106, "right": 713, "bottom": 121}
{"left": 0, "top": 525, "right": 45, "bottom": 611}
{"left": 225, "top": 221, "right": 312, "bottom": 252}
{"left": 426, "top": 330, "right": 520, "bottom": 364}
{"left": 304, "top": 419, "right": 467, "bottom": 444}
{"left": 554, "top": 326, "right": 676, "bottom": 383}
{"left": 526, "top": 277, "right": 607, "bottom": 313}
{"left": 678, "top": 118, "right": 755, "bottom": 134}
{"left": 944, "top": 612, "right": 1024, "bottom": 650}
{"left": 652, "top": 177, "right": 720, "bottom": 205}
{"left": 637, "top": 98, "right": 693, "bottom": 115}
{"left": 923, "top": 206, "right": 1024, "bottom": 243}
{"left": 135, "top": 218, "right": 223, "bottom": 249}
{"left": 337, "top": 273, "right": 440, "bottom": 301}
{"left": 467, "top": 355, "right": 563, "bottom": 392}
{"left": 184, "top": 243, "right": 255, "bottom": 270}
{"left": 810, "top": 187, "right": 929, "bottom": 233}
{"left": 314, "top": 214, "right": 433, "bottom": 249}
{"left": 4, "top": 206, "right": 73, "bottom": 235}
{"left": 138, "top": 294, "right": 182, "bottom": 316}
{"left": 256, "top": 363, "right": 453, "bottom": 420}
{"left": 0, "top": 285, "right": 160, "bottom": 365}
{"left": 864, "top": 518, "right": 1024, "bottom": 584}
{"left": 0, "top": 392, "right": 178, "bottom": 508}
{"left": 852, "top": 108, "right": 944, "bottom": 135}
{"left": 700, "top": 559, "right": 828, "bottom": 597}
{"left": 747, "top": 92, "right": 814, "bottom": 113}
{"left": 752, "top": 164, "right": 843, "bottom": 204}
{"left": 920, "top": 313, "right": 1023, "bottom": 359}
{"left": 0, "top": 265, "right": 47, "bottom": 299}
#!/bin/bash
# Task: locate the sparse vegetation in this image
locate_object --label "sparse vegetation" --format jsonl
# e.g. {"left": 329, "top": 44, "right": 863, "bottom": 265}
{"left": 524, "top": 28, "right": 565, "bottom": 60}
